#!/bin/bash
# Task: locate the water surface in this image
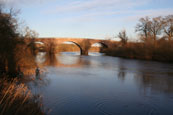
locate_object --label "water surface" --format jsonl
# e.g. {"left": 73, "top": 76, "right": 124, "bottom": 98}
{"left": 29, "top": 52, "right": 173, "bottom": 115}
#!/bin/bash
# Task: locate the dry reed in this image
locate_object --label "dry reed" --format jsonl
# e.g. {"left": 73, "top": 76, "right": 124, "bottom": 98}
{"left": 0, "top": 78, "right": 44, "bottom": 115}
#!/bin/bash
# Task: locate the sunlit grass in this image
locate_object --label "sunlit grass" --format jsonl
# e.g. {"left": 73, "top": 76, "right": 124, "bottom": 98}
{"left": 104, "top": 40, "right": 173, "bottom": 62}
{"left": 0, "top": 78, "right": 45, "bottom": 115}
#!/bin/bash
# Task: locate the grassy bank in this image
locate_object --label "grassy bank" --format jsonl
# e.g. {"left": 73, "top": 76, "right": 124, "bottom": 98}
{"left": 0, "top": 77, "right": 45, "bottom": 115}
{"left": 103, "top": 40, "right": 173, "bottom": 63}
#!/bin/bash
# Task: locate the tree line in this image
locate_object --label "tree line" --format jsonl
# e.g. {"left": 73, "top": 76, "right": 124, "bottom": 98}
{"left": 118, "top": 15, "right": 173, "bottom": 45}
{"left": 136, "top": 15, "right": 173, "bottom": 43}
{"left": 105, "top": 15, "right": 173, "bottom": 62}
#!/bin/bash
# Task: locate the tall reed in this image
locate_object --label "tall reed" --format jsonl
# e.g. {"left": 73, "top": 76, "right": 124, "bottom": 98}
{"left": 0, "top": 78, "right": 44, "bottom": 115}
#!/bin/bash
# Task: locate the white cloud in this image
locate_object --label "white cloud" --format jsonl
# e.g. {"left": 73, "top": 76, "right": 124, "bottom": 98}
{"left": 48, "top": 0, "right": 173, "bottom": 23}
{"left": 46, "top": 0, "right": 149, "bottom": 14}
{"left": 0, "top": 0, "right": 51, "bottom": 7}
{"left": 42, "top": 0, "right": 152, "bottom": 23}
{"left": 123, "top": 8, "right": 173, "bottom": 22}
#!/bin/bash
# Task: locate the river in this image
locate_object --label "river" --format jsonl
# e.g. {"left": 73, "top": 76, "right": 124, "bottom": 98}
{"left": 28, "top": 52, "right": 173, "bottom": 115}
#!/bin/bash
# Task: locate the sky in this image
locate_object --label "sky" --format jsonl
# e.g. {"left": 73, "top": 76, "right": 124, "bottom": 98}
{"left": 1, "top": 0, "right": 173, "bottom": 40}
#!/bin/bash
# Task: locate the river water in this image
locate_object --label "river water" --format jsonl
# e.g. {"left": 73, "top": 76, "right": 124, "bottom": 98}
{"left": 28, "top": 52, "right": 173, "bottom": 115}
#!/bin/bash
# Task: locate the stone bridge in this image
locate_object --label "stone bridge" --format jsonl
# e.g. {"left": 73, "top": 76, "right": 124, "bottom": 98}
{"left": 26, "top": 38, "right": 118, "bottom": 55}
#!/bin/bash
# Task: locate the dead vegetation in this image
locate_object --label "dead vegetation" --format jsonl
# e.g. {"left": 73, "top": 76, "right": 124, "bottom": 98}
{"left": 104, "top": 15, "right": 173, "bottom": 62}
{"left": 0, "top": 78, "right": 44, "bottom": 115}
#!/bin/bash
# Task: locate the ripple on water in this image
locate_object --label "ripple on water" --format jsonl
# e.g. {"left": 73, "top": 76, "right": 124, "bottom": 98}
{"left": 31, "top": 53, "right": 173, "bottom": 115}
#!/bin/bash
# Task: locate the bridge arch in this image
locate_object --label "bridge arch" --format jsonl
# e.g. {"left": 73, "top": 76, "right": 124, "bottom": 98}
{"left": 89, "top": 42, "right": 108, "bottom": 52}
{"left": 89, "top": 42, "right": 108, "bottom": 54}
{"left": 27, "top": 41, "right": 45, "bottom": 48}
{"left": 34, "top": 41, "right": 45, "bottom": 45}
{"left": 58, "top": 41, "right": 83, "bottom": 55}
{"left": 25, "top": 38, "right": 114, "bottom": 55}
{"left": 26, "top": 41, "right": 46, "bottom": 52}
{"left": 91, "top": 42, "right": 108, "bottom": 48}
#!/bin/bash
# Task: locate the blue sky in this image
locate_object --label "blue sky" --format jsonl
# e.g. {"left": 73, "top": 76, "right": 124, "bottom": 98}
{"left": 2, "top": 0, "right": 173, "bottom": 40}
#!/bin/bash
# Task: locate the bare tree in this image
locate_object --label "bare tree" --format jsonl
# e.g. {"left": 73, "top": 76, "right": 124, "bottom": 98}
{"left": 118, "top": 30, "right": 128, "bottom": 46}
{"left": 150, "top": 16, "right": 163, "bottom": 42}
{"left": 135, "top": 16, "right": 151, "bottom": 41}
{"left": 23, "top": 26, "right": 39, "bottom": 38}
{"left": 24, "top": 26, "right": 39, "bottom": 55}
{"left": 136, "top": 16, "right": 164, "bottom": 44}
{"left": 163, "top": 15, "right": 173, "bottom": 41}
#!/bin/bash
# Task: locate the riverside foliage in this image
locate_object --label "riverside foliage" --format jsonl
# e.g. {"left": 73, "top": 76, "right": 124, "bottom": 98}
{"left": 0, "top": 5, "right": 38, "bottom": 77}
{"left": 104, "top": 15, "right": 173, "bottom": 62}
{"left": 0, "top": 5, "right": 44, "bottom": 115}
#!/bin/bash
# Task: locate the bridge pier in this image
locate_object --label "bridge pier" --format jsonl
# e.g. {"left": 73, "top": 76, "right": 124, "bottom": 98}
{"left": 81, "top": 50, "right": 88, "bottom": 55}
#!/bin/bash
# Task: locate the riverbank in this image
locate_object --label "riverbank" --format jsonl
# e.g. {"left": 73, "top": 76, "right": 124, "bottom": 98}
{"left": 0, "top": 76, "right": 44, "bottom": 115}
{"left": 103, "top": 40, "right": 173, "bottom": 63}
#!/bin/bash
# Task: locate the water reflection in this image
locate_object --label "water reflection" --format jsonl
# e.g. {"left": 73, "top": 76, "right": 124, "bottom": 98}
{"left": 34, "top": 52, "right": 173, "bottom": 95}
{"left": 36, "top": 52, "right": 92, "bottom": 68}
{"left": 117, "top": 59, "right": 127, "bottom": 82}
{"left": 135, "top": 72, "right": 173, "bottom": 94}
{"left": 32, "top": 73, "right": 50, "bottom": 88}
{"left": 56, "top": 54, "right": 81, "bottom": 65}
{"left": 28, "top": 52, "right": 173, "bottom": 115}
{"left": 44, "top": 53, "right": 58, "bottom": 66}
{"left": 35, "top": 52, "right": 46, "bottom": 64}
